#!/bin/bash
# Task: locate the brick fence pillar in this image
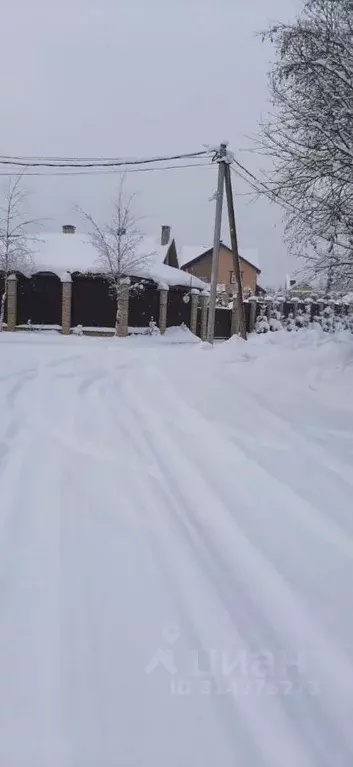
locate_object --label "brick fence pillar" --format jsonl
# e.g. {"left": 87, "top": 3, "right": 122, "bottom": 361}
{"left": 248, "top": 296, "right": 257, "bottom": 333}
{"left": 7, "top": 274, "right": 17, "bottom": 331}
{"left": 61, "top": 272, "right": 72, "bottom": 335}
{"left": 117, "top": 278, "right": 130, "bottom": 337}
{"left": 158, "top": 285, "right": 169, "bottom": 334}
{"left": 190, "top": 289, "right": 199, "bottom": 335}
{"left": 200, "top": 291, "right": 209, "bottom": 341}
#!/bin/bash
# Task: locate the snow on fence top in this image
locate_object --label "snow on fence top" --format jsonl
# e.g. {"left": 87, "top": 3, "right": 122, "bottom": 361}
{"left": 27, "top": 233, "right": 207, "bottom": 290}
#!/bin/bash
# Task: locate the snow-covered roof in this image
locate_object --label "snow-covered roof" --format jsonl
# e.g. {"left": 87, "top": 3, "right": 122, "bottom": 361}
{"left": 178, "top": 245, "right": 210, "bottom": 268}
{"left": 178, "top": 242, "right": 260, "bottom": 272}
{"left": 28, "top": 232, "right": 207, "bottom": 290}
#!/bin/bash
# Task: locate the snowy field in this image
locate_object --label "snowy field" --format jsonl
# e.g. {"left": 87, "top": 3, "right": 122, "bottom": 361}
{"left": 1, "top": 327, "right": 353, "bottom": 766}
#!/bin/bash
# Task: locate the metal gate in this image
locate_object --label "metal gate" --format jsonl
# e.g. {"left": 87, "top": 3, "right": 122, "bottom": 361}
{"left": 71, "top": 275, "right": 116, "bottom": 328}
{"left": 17, "top": 273, "right": 62, "bottom": 326}
{"left": 214, "top": 308, "right": 232, "bottom": 338}
{"left": 128, "top": 287, "right": 160, "bottom": 328}
{"left": 166, "top": 289, "right": 191, "bottom": 327}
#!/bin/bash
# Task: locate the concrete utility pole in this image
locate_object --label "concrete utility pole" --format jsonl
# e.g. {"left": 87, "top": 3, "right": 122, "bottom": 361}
{"left": 207, "top": 142, "right": 227, "bottom": 344}
{"left": 224, "top": 163, "right": 247, "bottom": 340}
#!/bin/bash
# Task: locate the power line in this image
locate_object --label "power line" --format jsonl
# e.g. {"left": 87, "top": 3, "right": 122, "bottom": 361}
{"left": 232, "top": 158, "right": 264, "bottom": 185}
{"left": 0, "top": 161, "right": 213, "bottom": 177}
{"left": 231, "top": 164, "right": 263, "bottom": 195}
{"left": 231, "top": 160, "right": 297, "bottom": 212}
{"left": 0, "top": 150, "right": 209, "bottom": 169}
{"left": 0, "top": 152, "right": 205, "bottom": 163}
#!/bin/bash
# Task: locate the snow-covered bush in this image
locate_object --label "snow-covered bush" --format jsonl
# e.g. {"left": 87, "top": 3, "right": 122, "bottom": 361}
{"left": 269, "top": 308, "right": 283, "bottom": 332}
{"left": 313, "top": 306, "right": 353, "bottom": 333}
{"left": 256, "top": 309, "right": 270, "bottom": 333}
{"left": 130, "top": 281, "right": 145, "bottom": 294}
{"left": 73, "top": 324, "right": 83, "bottom": 336}
{"left": 295, "top": 306, "right": 311, "bottom": 329}
{"left": 284, "top": 312, "right": 297, "bottom": 332}
{"left": 252, "top": 293, "right": 353, "bottom": 334}
{"left": 256, "top": 305, "right": 284, "bottom": 332}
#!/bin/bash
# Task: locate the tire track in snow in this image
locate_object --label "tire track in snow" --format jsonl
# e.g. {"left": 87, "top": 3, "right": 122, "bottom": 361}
{"left": 103, "top": 360, "right": 353, "bottom": 765}
{"left": 94, "top": 374, "right": 314, "bottom": 766}
{"left": 0, "top": 425, "right": 66, "bottom": 767}
{"left": 37, "top": 355, "right": 296, "bottom": 766}
{"left": 1, "top": 340, "right": 353, "bottom": 766}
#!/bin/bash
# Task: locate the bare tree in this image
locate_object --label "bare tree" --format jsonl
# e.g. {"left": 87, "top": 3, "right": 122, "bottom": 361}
{"left": 80, "top": 180, "right": 153, "bottom": 334}
{"left": 257, "top": 0, "right": 353, "bottom": 286}
{"left": 0, "top": 175, "right": 37, "bottom": 330}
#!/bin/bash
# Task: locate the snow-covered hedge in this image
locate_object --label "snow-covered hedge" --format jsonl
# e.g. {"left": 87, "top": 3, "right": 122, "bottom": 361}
{"left": 255, "top": 303, "right": 353, "bottom": 334}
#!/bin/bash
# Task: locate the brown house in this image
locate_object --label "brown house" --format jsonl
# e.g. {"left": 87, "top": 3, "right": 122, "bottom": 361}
{"left": 178, "top": 242, "right": 260, "bottom": 295}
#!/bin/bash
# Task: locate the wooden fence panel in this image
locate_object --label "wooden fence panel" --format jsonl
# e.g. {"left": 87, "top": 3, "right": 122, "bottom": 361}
{"left": 166, "top": 289, "right": 191, "bottom": 327}
{"left": 17, "top": 273, "right": 62, "bottom": 326}
{"left": 71, "top": 275, "right": 116, "bottom": 328}
{"left": 128, "top": 287, "right": 160, "bottom": 328}
{"left": 214, "top": 308, "right": 232, "bottom": 339}
{"left": 244, "top": 301, "right": 251, "bottom": 333}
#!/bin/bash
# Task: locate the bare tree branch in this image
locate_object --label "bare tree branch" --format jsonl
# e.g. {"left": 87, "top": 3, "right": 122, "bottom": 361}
{"left": 257, "top": 0, "right": 353, "bottom": 285}
{"left": 79, "top": 179, "right": 153, "bottom": 335}
{"left": 0, "top": 174, "right": 38, "bottom": 330}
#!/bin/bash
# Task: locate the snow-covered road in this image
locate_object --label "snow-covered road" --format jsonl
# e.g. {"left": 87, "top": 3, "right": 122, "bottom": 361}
{"left": 1, "top": 328, "right": 353, "bottom": 766}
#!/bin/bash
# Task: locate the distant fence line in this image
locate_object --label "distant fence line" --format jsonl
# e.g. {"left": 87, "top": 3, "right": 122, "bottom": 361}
{"left": 252, "top": 297, "right": 353, "bottom": 332}
{"left": 1, "top": 271, "right": 352, "bottom": 338}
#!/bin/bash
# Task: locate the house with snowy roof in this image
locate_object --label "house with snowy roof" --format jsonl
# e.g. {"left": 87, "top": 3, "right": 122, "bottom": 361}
{"left": 29, "top": 224, "right": 206, "bottom": 290}
{"left": 177, "top": 242, "right": 261, "bottom": 296}
{"left": 2, "top": 223, "right": 209, "bottom": 334}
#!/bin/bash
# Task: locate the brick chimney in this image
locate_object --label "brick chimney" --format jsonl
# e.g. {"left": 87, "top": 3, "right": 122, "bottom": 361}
{"left": 62, "top": 224, "right": 76, "bottom": 234}
{"left": 161, "top": 225, "right": 171, "bottom": 246}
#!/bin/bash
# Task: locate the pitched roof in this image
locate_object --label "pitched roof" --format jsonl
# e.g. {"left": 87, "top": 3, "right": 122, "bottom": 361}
{"left": 178, "top": 245, "right": 211, "bottom": 268}
{"left": 179, "top": 242, "right": 261, "bottom": 273}
{"left": 27, "top": 232, "right": 207, "bottom": 289}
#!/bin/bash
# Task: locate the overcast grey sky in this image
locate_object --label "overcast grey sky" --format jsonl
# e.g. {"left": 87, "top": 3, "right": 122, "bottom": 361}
{"left": 1, "top": 0, "right": 299, "bottom": 285}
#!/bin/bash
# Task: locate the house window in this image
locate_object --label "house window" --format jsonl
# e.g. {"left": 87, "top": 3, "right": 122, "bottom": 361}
{"left": 230, "top": 270, "right": 244, "bottom": 284}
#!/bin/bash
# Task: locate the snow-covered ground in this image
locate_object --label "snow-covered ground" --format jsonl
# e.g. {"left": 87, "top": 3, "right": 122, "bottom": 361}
{"left": 0, "top": 327, "right": 353, "bottom": 766}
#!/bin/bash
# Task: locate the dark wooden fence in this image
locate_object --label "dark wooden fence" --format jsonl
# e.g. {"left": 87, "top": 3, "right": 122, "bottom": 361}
{"left": 244, "top": 301, "right": 251, "bottom": 333}
{"left": 3, "top": 268, "right": 351, "bottom": 339}
{"left": 17, "top": 273, "right": 62, "bottom": 326}
{"left": 71, "top": 275, "right": 116, "bottom": 328}
{"left": 129, "top": 286, "right": 160, "bottom": 328}
{"left": 214, "top": 308, "right": 232, "bottom": 338}
{"left": 166, "top": 288, "right": 191, "bottom": 327}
